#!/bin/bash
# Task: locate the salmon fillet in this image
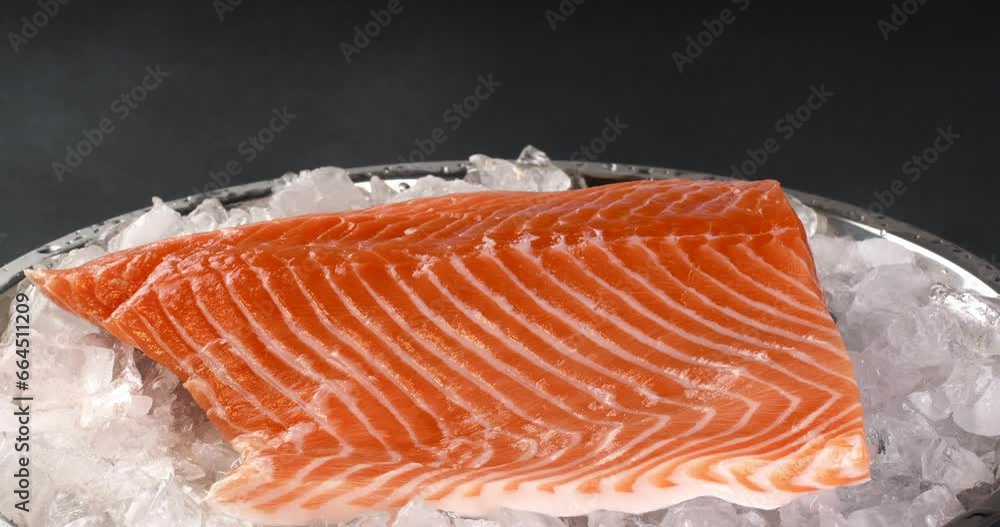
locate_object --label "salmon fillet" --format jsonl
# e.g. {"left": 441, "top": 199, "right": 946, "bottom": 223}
{"left": 27, "top": 179, "right": 869, "bottom": 524}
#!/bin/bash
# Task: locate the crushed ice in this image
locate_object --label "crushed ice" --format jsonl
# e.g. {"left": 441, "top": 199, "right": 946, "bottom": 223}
{"left": 1, "top": 146, "right": 997, "bottom": 526}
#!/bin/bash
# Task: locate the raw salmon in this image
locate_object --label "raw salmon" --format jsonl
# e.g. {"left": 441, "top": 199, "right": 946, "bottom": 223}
{"left": 27, "top": 179, "right": 869, "bottom": 524}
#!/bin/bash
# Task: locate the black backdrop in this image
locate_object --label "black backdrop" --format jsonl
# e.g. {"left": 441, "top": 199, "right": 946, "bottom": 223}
{"left": 1, "top": 0, "right": 997, "bottom": 265}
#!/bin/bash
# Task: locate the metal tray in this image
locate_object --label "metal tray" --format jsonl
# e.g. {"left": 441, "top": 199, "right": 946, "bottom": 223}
{"left": 1, "top": 161, "right": 998, "bottom": 526}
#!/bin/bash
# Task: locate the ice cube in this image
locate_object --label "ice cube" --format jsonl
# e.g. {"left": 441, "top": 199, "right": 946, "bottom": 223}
{"left": 809, "top": 234, "right": 864, "bottom": 276}
{"left": 390, "top": 176, "right": 484, "bottom": 203}
{"left": 344, "top": 512, "right": 393, "bottom": 526}
{"left": 836, "top": 471, "right": 922, "bottom": 513}
{"left": 113, "top": 342, "right": 143, "bottom": 388}
{"left": 852, "top": 264, "right": 932, "bottom": 308}
{"left": 269, "top": 167, "right": 371, "bottom": 216}
{"left": 735, "top": 510, "right": 770, "bottom": 527}
{"left": 80, "top": 346, "right": 116, "bottom": 393}
{"left": 343, "top": 511, "right": 392, "bottom": 527}
{"left": 951, "top": 371, "right": 1000, "bottom": 436}
{"left": 883, "top": 305, "right": 958, "bottom": 368}
{"left": 659, "top": 497, "right": 739, "bottom": 527}
{"left": 496, "top": 508, "right": 566, "bottom": 526}
{"left": 587, "top": 510, "right": 628, "bottom": 527}
{"left": 941, "top": 362, "right": 992, "bottom": 407}
{"left": 844, "top": 502, "right": 907, "bottom": 527}
{"left": 930, "top": 284, "right": 1000, "bottom": 329}
{"left": 853, "top": 238, "right": 915, "bottom": 268}
{"left": 143, "top": 363, "right": 181, "bottom": 408}
{"left": 173, "top": 458, "right": 207, "bottom": 481}
{"left": 44, "top": 490, "right": 91, "bottom": 526}
{"left": 940, "top": 360, "right": 1000, "bottom": 436}
{"left": 185, "top": 199, "right": 230, "bottom": 233}
{"left": 821, "top": 275, "right": 857, "bottom": 321}
{"left": 218, "top": 206, "right": 268, "bottom": 228}
{"left": 63, "top": 515, "right": 116, "bottom": 527}
{"left": 123, "top": 480, "right": 202, "bottom": 527}
{"left": 921, "top": 437, "right": 992, "bottom": 491}
{"left": 190, "top": 441, "right": 239, "bottom": 480}
{"left": 929, "top": 284, "right": 1000, "bottom": 357}
{"left": 391, "top": 500, "right": 455, "bottom": 527}
{"left": 845, "top": 265, "right": 932, "bottom": 333}
{"left": 109, "top": 198, "right": 185, "bottom": 251}
{"left": 56, "top": 244, "right": 107, "bottom": 269}
{"left": 368, "top": 176, "right": 398, "bottom": 205}
{"left": 903, "top": 486, "right": 964, "bottom": 527}
{"left": 245, "top": 205, "right": 273, "bottom": 223}
{"left": 80, "top": 380, "right": 138, "bottom": 427}
{"left": 468, "top": 146, "right": 571, "bottom": 192}
{"left": 787, "top": 195, "right": 820, "bottom": 237}
{"left": 906, "top": 389, "right": 952, "bottom": 421}
{"left": 587, "top": 510, "right": 663, "bottom": 527}
{"left": 461, "top": 519, "right": 499, "bottom": 527}
{"left": 128, "top": 394, "right": 154, "bottom": 417}
{"left": 779, "top": 490, "right": 848, "bottom": 527}
{"left": 851, "top": 342, "right": 923, "bottom": 403}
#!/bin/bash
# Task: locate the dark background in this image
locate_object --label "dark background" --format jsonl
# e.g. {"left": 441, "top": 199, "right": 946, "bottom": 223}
{"left": 1, "top": 0, "right": 997, "bottom": 265}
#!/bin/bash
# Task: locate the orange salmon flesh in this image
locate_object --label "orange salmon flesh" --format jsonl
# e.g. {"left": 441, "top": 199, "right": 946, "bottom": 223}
{"left": 27, "top": 179, "right": 870, "bottom": 524}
